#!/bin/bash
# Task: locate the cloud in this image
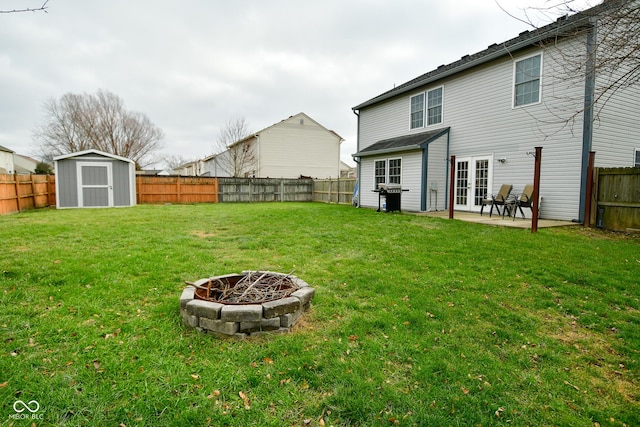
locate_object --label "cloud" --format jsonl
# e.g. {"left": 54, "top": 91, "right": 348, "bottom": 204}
{"left": 0, "top": 0, "right": 597, "bottom": 166}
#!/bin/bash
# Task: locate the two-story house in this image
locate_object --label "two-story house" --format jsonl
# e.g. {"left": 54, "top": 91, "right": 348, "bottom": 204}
{"left": 203, "top": 113, "right": 344, "bottom": 179}
{"left": 352, "top": 1, "right": 639, "bottom": 221}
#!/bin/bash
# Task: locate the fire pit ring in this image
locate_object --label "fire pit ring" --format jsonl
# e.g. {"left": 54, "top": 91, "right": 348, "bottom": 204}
{"left": 180, "top": 271, "right": 315, "bottom": 338}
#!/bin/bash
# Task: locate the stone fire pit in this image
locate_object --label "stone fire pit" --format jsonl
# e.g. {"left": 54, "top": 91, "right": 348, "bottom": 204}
{"left": 180, "top": 270, "right": 315, "bottom": 338}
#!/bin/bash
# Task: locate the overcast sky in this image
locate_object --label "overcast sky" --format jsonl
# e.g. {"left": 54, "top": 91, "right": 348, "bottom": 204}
{"left": 1, "top": 0, "right": 596, "bottom": 168}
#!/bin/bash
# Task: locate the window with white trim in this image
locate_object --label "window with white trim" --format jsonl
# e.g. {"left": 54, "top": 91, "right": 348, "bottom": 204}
{"left": 388, "top": 158, "right": 401, "bottom": 184}
{"left": 427, "top": 87, "right": 443, "bottom": 125}
{"left": 374, "top": 160, "right": 386, "bottom": 186}
{"left": 374, "top": 158, "right": 402, "bottom": 186}
{"left": 514, "top": 54, "right": 542, "bottom": 107}
{"left": 410, "top": 94, "right": 424, "bottom": 129}
{"left": 634, "top": 148, "right": 640, "bottom": 167}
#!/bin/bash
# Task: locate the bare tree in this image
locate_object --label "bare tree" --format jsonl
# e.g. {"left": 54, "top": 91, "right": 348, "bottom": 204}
{"left": 0, "top": 0, "right": 49, "bottom": 13}
{"left": 163, "top": 154, "right": 195, "bottom": 172}
{"left": 500, "top": 0, "right": 640, "bottom": 133}
{"left": 213, "top": 117, "right": 257, "bottom": 177}
{"left": 33, "top": 90, "right": 164, "bottom": 167}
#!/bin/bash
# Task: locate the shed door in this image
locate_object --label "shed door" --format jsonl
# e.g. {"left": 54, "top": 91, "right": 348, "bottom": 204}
{"left": 77, "top": 162, "right": 113, "bottom": 207}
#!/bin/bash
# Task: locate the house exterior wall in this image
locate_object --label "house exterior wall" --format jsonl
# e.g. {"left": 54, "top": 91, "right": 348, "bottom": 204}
{"left": 0, "top": 149, "right": 14, "bottom": 174}
{"left": 257, "top": 114, "right": 341, "bottom": 179}
{"left": 55, "top": 152, "right": 135, "bottom": 208}
{"left": 357, "top": 39, "right": 598, "bottom": 220}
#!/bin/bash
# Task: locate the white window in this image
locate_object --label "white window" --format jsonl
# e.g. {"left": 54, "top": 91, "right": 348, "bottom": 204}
{"left": 388, "top": 158, "right": 401, "bottom": 184}
{"left": 635, "top": 148, "right": 640, "bottom": 167}
{"left": 374, "top": 160, "right": 386, "bottom": 186}
{"left": 410, "top": 94, "right": 424, "bottom": 129}
{"left": 374, "top": 158, "right": 402, "bottom": 186}
{"left": 427, "top": 87, "right": 443, "bottom": 125}
{"left": 514, "top": 54, "right": 542, "bottom": 107}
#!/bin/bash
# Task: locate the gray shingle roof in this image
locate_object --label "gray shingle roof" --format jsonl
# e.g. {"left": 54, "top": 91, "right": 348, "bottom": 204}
{"left": 354, "top": 127, "right": 450, "bottom": 157}
{"left": 352, "top": 2, "right": 606, "bottom": 111}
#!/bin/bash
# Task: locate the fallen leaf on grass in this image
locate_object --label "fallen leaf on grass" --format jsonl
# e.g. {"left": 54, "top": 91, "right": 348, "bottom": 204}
{"left": 348, "top": 335, "right": 358, "bottom": 341}
{"left": 0, "top": 381, "right": 8, "bottom": 388}
{"left": 495, "top": 407, "right": 505, "bottom": 417}
{"left": 191, "top": 374, "right": 200, "bottom": 380}
{"left": 206, "top": 390, "right": 220, "bottom": 399}
{"left": 461, "top": 387, "right": 470, "bottom": 395}
{"left": 238, "top": 391, "right": 250, "bottom": 409}
{"left": 104, "top": 329, "right": 121, "bottom": 339}
{"left": 263, "top": 357, "right": 273, "bottom": 364}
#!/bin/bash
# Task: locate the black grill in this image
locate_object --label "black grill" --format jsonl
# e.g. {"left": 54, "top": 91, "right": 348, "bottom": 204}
{"left": 373, "top": 184, "right": 408, "bottom": 212}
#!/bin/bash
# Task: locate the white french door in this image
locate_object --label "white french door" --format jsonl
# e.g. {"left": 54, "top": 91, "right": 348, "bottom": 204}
{"left": 454, "top": 156, "right": 492, "bottom": 212}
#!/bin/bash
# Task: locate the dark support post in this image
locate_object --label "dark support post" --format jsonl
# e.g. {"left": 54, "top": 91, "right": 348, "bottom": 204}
{"left": 532, "top": 147, "right": 542, "bottom": 233}
{"left": 584, "top": 151, "right": 596, "bottom": 227}
{"left": 448, "top": 156, "right": 455, "bottom": 219}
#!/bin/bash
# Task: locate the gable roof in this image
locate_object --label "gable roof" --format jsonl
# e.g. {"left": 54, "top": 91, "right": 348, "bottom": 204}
{"left": 354, "top": 127, "right": 450, "bottom": 157}
{"left": 0, "top": 145, "right": 15, "bottom": 153}
{"left": 352, "top": 2, "right": 608, "bottom": 111}
{"left": 53, "top": 149, "right": 134, "bottom": 164}
{"left": 231, "top": 112, "right": 345, "bottom": 148}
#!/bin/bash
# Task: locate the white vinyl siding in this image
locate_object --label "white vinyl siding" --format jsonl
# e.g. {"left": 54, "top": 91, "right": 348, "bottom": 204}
{"left": 256, "top": 113, "right": 341, "bottom": 178}
{"left": 357, "top": 39, "right": 590, "bottom": 220}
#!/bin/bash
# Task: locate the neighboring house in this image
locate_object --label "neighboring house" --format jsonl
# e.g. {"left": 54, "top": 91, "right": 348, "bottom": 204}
{"left": 0, "top": 145, "right": 15, "bottom": 174}
{"left": 173, "top": 160, "right": 204, "bottom": 177}
{"left": 340, "top": 161, "right": 356, "bottom": 179}
{"left": 352, "top": 2, "right": 639, "bottom": 221}
{"left": 202, "top": 113, "right": 344, "bottom": 179}
{"left": 13, "top": 154, "right": 38, "bottom": 174}
{"left": 136, "top": 169, "right": 171, "bottom": 176}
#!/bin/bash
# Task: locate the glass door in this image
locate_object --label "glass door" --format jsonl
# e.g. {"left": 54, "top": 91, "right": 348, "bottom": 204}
{"left": 454, "top": 156, "right": 492, "bottom": 212}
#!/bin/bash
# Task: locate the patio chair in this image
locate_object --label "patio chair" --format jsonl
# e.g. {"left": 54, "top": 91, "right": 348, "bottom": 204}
{"left": 508, "top": 184, "right": 535, "bottom": 220}
{"left": 480, "top": 184, "right": 513, "bottom": 217}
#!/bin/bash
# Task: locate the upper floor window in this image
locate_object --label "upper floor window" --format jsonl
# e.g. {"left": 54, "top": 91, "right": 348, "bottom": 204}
{"left": 411, "top": 87, "right": 443, "bottom": 129}
{"left": 634, "top": 148, "right": 640, "bottom": 167}
{"left": 514, "top": 54, "right": 541, "bottom": 107}
{"left": 410, "top": 94, "right": 424, "bottom": 129}
{"left": 427, "top": 87, "right": 443, "bottom": 125}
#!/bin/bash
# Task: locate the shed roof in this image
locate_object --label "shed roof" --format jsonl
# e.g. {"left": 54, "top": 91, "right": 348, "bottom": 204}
{"left": 354, "top": 127, "right": 450, "bottom": 157}
{"left": 53, "top": 149, "right": 134, "bottom": 164}
{"left": 352, "top": 2, "right": 608, "bottom": 111}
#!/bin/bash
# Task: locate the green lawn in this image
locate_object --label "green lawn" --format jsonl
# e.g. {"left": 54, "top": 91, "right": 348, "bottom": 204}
{"left": 1, "top": 203, "right": 638, "bottom": 426}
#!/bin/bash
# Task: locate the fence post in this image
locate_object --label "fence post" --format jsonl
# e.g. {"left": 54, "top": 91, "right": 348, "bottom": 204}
{"left": 13, "top": 173, "right": 21, "bottom": 213}
{"left": 583, "top": 151, "right": 596, "bottom": 227}
{"left": 176, "top": 176, "right": 182, "bottom": 203}
{"left": 531, "top": 146, "right": 542, "bottom": 233}
{"left": 48, "top": 175, "right": 55, "bottom": 207}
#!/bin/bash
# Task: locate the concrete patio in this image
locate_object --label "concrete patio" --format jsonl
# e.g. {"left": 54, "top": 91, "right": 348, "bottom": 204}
{"left": 420, "top": 210, "right": 579, "bottom": 229}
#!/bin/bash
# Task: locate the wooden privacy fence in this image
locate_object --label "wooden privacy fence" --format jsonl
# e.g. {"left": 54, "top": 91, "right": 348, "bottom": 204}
{"left": 136, "top": 176, "right": 219, "bottom": 204}
{"left": 592, "top": 167, "right": 640, "bottom": 231}
{"left": 217, "top": 177, "right": 313, "bottom": 202}
{"left": 0, "top": 174, "right": 55, "bottom": 215}
{"left": 313, "top": 178, "right": 357, "bottom": 205}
